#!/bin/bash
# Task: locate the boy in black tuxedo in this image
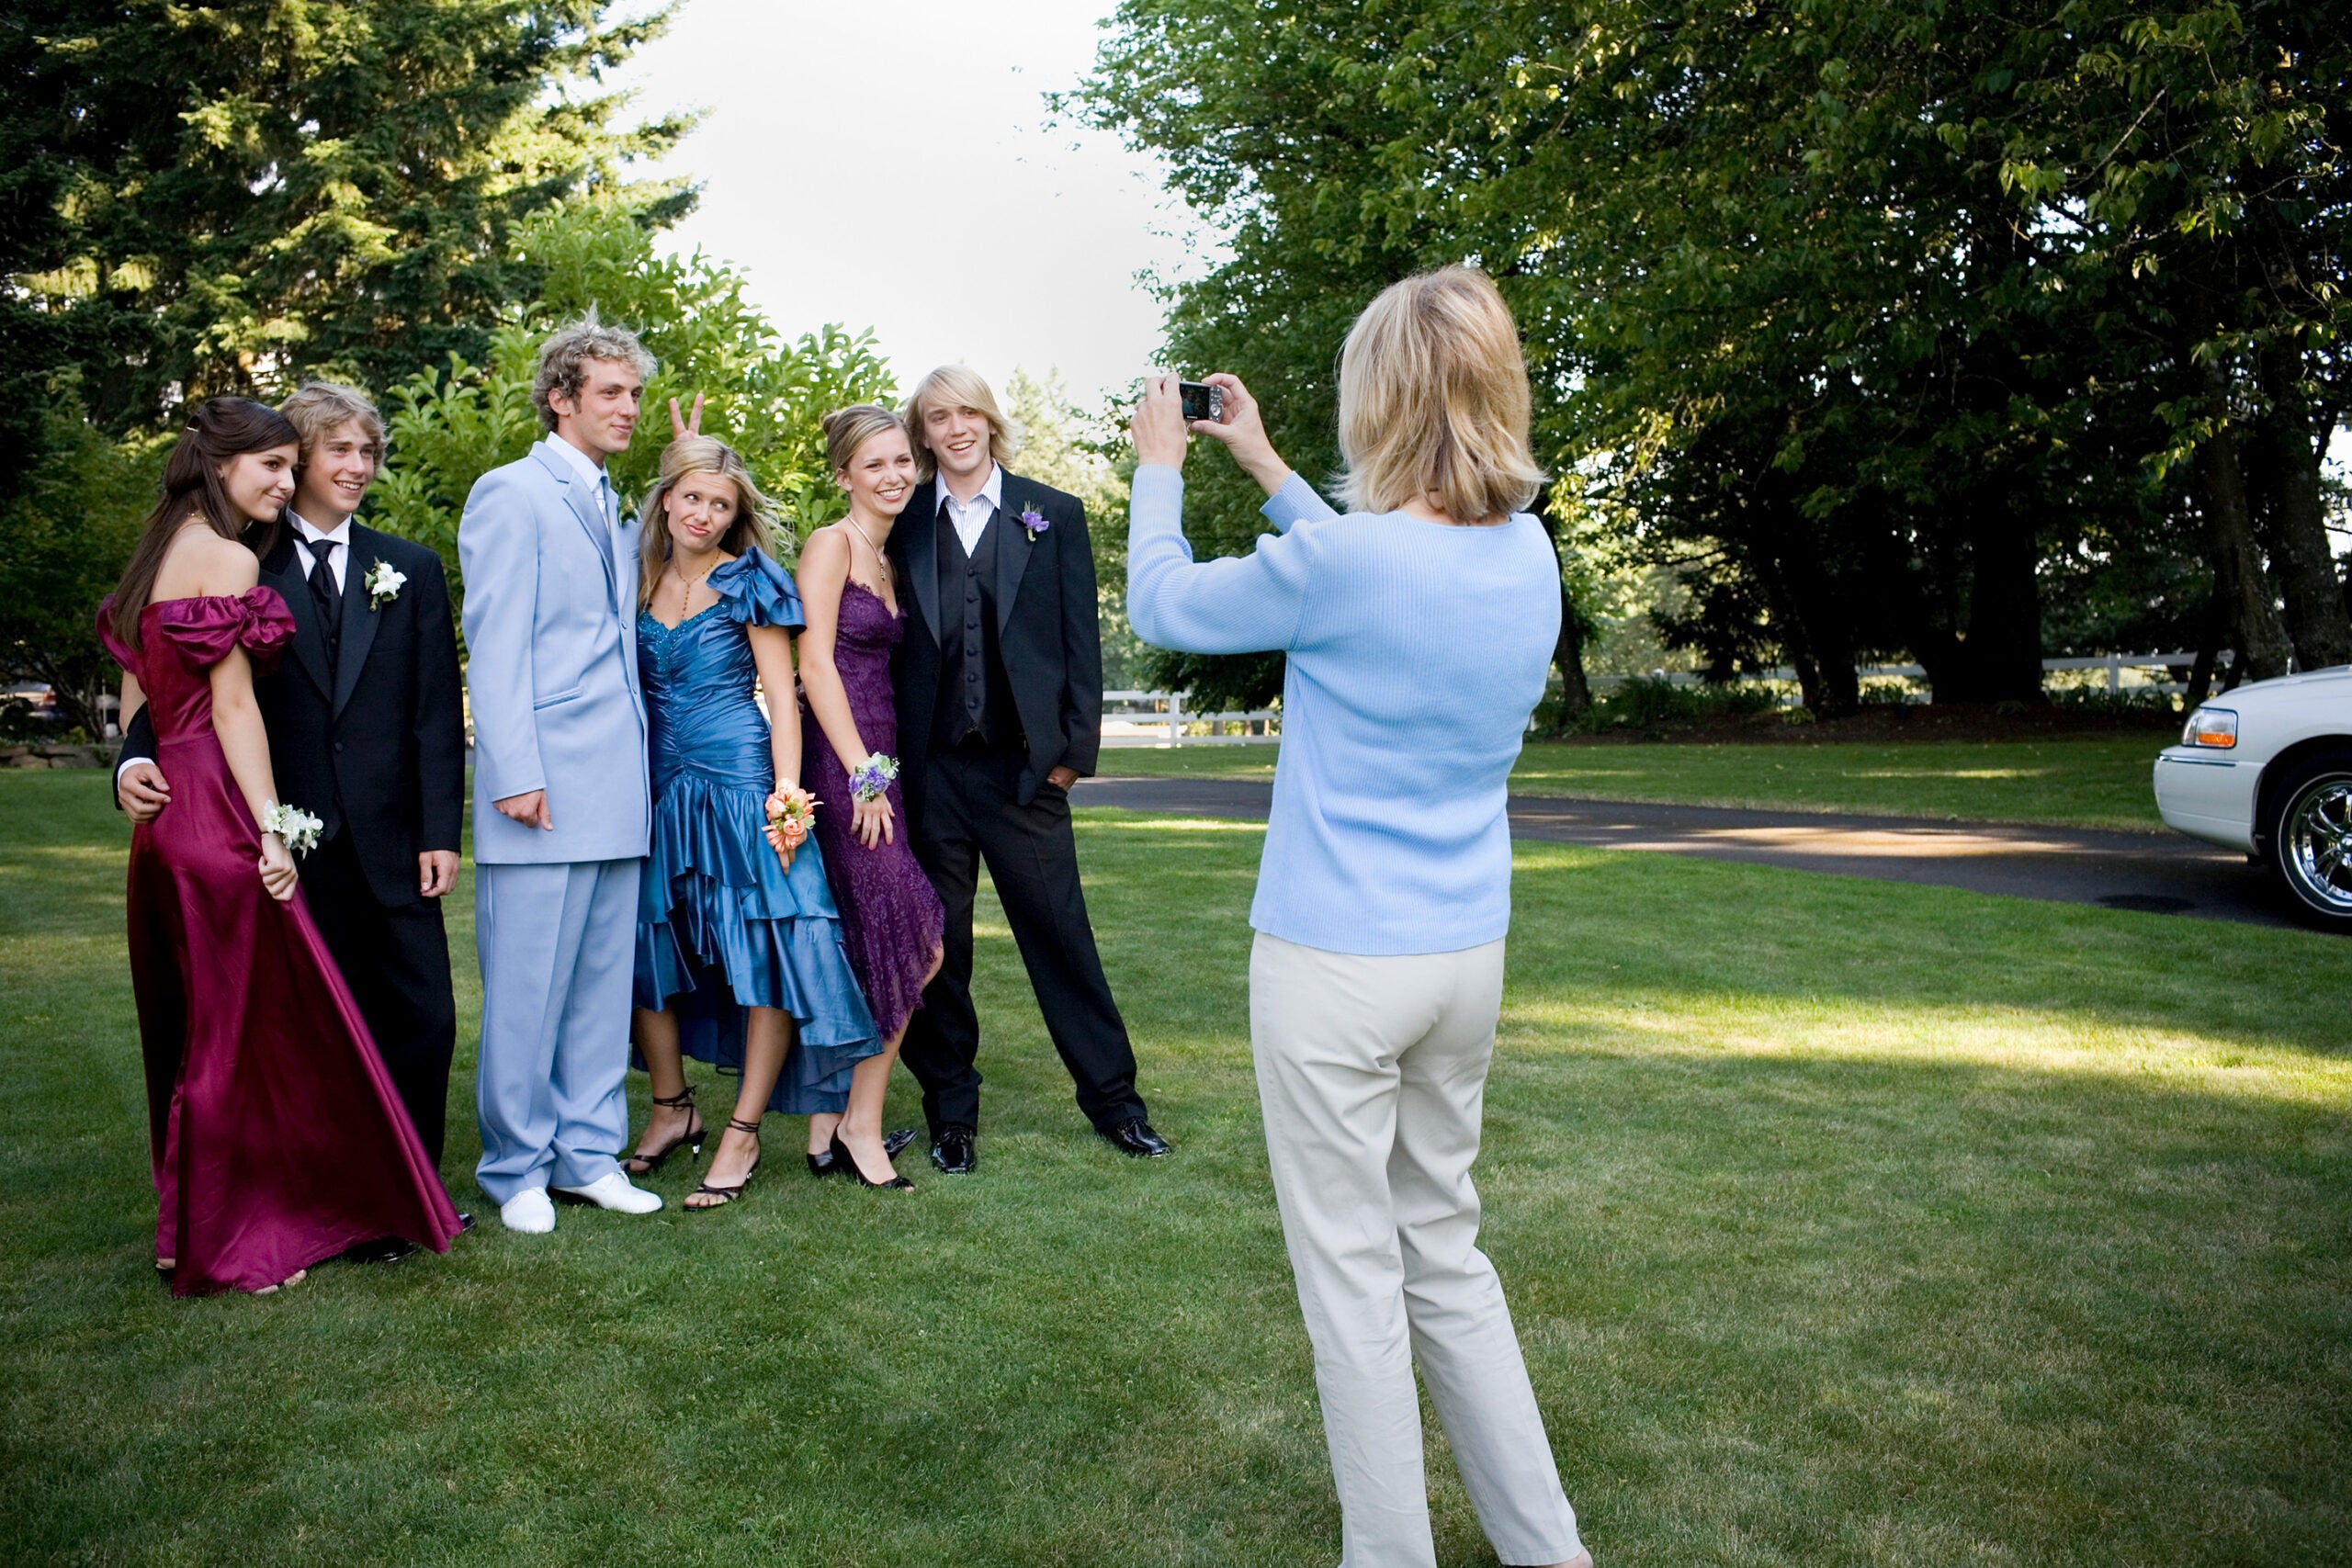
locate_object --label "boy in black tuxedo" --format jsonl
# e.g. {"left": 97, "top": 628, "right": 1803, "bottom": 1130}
{"left": 888, "top": 366, "right": 1168, "bottom": 1172}
{"left": 119, "top": 382, "right": 467, "bottom": 1172}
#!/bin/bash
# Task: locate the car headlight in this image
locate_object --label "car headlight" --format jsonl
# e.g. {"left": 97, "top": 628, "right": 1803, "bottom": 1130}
{"left": 2181, "top": 706, "right": 2238, "bottom": 749}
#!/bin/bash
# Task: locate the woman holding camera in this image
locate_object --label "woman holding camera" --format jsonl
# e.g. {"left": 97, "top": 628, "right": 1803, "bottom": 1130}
{"left": 1126, "top": 268, "right": 1590, "bottom": 1568}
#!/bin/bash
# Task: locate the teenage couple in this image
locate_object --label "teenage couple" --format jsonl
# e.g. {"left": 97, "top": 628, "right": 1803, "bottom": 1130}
{"left": 110, "top": 389, "right": 467, "bottom": 1292}
{"left": 467, "top": 320, "right": 1169, "bottom": 1233}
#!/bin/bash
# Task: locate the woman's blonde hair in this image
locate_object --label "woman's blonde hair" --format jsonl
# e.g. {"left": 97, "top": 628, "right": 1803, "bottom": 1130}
{"left": 901, "top": 365, "right": 1022, "bottom": 480}
{"left": 1336, "top": 266, "right": 1544, "bottom": 524}
{"left": 822, "top": 403, "right": 908, "bottom": 476}
{"left": 636, "top": 435, "right": 779, "bottom": 609}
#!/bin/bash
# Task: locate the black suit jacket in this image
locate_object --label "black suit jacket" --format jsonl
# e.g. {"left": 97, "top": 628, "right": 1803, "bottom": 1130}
{"left": 123, "top": 523, "right": 465, "bottom": 908}
{"left": 888, "top": 471, "right": 1103, "bottom": 817}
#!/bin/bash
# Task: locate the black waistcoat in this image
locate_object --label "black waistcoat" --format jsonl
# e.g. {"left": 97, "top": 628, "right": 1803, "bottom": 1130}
{"left": 932, "top": 508, "right": 1023, "bottom": 751}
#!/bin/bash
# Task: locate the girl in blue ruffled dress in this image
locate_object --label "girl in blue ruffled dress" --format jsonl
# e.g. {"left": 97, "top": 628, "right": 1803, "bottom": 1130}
{"left": 623, "top": 434, "right": 882, "bottom": 1209}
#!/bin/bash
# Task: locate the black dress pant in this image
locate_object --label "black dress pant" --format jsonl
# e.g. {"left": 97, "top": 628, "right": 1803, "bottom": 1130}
{"left": 301, "top": 829, "right": 458, "bottom": 1166}
{"left": 902, "top": 744, "right": 1146, "bottom": 1134}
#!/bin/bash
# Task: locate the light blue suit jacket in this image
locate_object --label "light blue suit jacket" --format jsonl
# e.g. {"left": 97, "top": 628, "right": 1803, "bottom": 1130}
{"left": 459, "top": 440, "right": 650, "bottom": 865}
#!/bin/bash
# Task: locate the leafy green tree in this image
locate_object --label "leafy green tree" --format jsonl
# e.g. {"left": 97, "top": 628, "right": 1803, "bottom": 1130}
{"left": 1, "top": 0, "right": 693, "bottom": 723}
{"left": 0, "top": 378, "right": 164, "bottom": 736}
{"left": 373, "top": 199, "right": 896, "bottom": 622}
{"left": 2, "top": 0, "right": 691, "bottom": 436}
{"left": 1078, "top": 0, "right": 2350, "bottom": 714}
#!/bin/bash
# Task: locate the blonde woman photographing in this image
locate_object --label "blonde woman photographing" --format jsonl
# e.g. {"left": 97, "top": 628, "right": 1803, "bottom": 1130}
{"left": 1127, "top": 267, "right": 1591, "bottom": 1568}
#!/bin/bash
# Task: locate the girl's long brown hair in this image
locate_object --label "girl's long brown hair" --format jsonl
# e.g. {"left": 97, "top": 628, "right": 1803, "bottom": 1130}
{"left": 109, "top": 397, "right": 300, "bottom": 649}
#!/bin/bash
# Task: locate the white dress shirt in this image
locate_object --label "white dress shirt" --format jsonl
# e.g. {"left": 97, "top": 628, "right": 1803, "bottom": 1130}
{"left": 938, "top": 463, "right": 1003, "bottom": 557}
{"left": 289, "top": 510, "right": 354, "bottom": 592}
{"left": 543, "top": 433, "right": 617, "bottom": 524}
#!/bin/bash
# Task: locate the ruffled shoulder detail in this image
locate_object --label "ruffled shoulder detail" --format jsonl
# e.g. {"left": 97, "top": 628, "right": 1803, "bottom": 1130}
{"left": 153, "top": 587, "right": 298, "bottom": 672}
{"left": 709, "top": 548, "right": 804, "bottom": 630}
{"left": 94, "top": 596, "right": 137, "bottom": 670}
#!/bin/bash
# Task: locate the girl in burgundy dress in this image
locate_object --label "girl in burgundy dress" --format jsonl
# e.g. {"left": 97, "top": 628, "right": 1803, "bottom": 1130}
{"left": 100, "top": 397, "right": 460, "bottom": 1294}
{"left": 796, "top": 405, "right": 946, "bottom": 1190}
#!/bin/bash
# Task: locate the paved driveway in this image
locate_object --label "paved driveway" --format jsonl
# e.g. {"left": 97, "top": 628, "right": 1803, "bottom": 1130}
{"left": 1073, "top": 776, "right": 2297, "bottom": 930}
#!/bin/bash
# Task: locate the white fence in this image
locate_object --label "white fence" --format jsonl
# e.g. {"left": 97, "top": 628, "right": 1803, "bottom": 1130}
{"left": 1588, "top": 650, "right": 2226, "bottom": 700}
{"left": 1102, "top": 690, "right": 1282, "bottom": 747}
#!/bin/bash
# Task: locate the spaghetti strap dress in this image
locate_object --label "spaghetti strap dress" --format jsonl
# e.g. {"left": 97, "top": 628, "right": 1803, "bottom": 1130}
{"left": 800, "top": 579, "right": 944, "bottom": 1042}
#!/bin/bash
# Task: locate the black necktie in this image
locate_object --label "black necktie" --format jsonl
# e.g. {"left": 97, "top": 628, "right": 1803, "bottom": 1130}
{"left": 308, "top": 537, "right": 342, "bottom": 670}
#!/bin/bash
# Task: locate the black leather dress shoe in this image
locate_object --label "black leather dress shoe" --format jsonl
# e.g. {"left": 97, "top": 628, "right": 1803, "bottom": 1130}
{"left": 340, "top": 1236, "right": 416, "bottom": 1265}
{"left": 931, "top": 1126, "right": 978, "bottom": 1174}
{"left": 1101, "top": 1119, "right": 1171, "bottom": 1158}
{"left": 456, "top": 1211, "right": 475, "bottom": 1234}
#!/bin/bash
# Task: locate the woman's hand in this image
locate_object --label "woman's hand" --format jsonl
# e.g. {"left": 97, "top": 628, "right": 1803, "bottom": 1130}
{"left": 258, "top": 833, "right": 298, "bottom": 902}
{"left": 762, "top": 787, "right": 800, "bottom": 873}
{"left": 1131, "top": 375, "right": 1192, "bottom": 471}
{"left": 1190, "top": 373, "right": 1293, "bottom": 497}
{"left": 852, "top": 791, "right": 895, "bottom": 851}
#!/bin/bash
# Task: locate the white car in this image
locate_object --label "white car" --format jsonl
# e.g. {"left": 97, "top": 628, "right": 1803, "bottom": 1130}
{"left": 2154, "top": 666, "right": 2352, "bottom": 931}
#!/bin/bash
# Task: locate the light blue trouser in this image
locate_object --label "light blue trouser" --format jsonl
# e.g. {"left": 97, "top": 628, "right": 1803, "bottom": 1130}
{"left": 473, "top": 859, "right": 640, "bottom": 1204}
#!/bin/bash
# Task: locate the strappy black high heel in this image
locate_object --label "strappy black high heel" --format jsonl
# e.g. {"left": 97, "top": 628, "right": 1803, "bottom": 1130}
{"left": 808, "top": 1126, "right": 919, "bottom": 1177}
{"left": 624, "top": 1085, "right": 705, "bottom": 1176}
{"left": 830, "top": 1130, "right": 913, "bottom": 1190}
{"left": 687, "top": 1117, "right": 764, "bottom": 1210}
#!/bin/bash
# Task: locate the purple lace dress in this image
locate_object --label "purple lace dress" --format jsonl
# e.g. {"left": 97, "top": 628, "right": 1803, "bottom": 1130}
{"left": 802, "top": 580, "right": 944, "bottom": 1041}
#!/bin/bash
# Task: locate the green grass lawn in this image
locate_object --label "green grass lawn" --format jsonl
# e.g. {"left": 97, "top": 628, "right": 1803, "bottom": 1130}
{"left": 1098, "top": 734, "right": 2172, "bottom": 830}
{"left": 4, "top": 769, "right": 2347, "bottom": 1566}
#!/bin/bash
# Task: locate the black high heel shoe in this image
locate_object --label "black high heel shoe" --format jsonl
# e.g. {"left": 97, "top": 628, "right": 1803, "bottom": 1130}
{"left": 830, "top": 1131, "right": 913, "bottom": 1190}
{"left": 808, "top": 1127, "right": 919, "bottom": 1178}
{"left": 687, "top": 1117, "right": 763, "bottom": 1210}
{"left": 624, "top": 1086, "right": 705, "bottom": 1177}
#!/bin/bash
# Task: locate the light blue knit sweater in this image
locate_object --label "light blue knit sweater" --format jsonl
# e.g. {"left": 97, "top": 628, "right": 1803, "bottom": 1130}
{"left": 1127, "top": 465, "right": 1561, "bottom": 955}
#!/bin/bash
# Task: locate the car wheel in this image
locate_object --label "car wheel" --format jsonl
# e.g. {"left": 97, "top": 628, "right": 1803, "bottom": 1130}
{"left": 2264, "top": 746, "right": 2352, "bottom": 932}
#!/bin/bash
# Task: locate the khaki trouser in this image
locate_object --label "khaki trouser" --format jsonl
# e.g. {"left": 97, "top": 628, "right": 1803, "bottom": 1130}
{"left": 1250, "top": 931, "right": 1584, "bottom": 1568}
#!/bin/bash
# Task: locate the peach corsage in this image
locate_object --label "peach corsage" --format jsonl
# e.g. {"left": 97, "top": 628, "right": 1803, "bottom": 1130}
{"left": 763, "top": 786, "right": 820, "bottom": 859}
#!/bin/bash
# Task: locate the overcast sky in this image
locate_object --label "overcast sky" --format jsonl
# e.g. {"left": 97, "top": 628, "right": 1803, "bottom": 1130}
{"left": 616, "top": 0, "right": 1214, "bottom": 407}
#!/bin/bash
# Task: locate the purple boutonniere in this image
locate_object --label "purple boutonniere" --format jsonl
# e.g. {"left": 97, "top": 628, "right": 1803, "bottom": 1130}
{"left": 1019, "top": 507, "right": 1049, "bottom": 540}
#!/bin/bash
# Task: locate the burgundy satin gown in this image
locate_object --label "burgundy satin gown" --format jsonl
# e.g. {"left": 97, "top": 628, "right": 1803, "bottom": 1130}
{"left": 99, "top": 589, "right": 460, "bottom": 1295}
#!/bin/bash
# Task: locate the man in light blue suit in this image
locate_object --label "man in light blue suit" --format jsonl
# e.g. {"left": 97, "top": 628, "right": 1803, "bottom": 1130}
{"left": 459, "top": 316, "right": 664, "bottom": 1233}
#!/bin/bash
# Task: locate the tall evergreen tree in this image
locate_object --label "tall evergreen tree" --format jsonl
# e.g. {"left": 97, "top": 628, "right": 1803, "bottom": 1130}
{"left": 0, "top": 0, "right": 691, "bottom": 734}
{"left": 1, "top": 0, "right": 691, "bottom": 444}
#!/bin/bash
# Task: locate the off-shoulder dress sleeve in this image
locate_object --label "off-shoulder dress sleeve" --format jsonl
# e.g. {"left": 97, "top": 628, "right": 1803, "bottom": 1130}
{"left": 94, "top": 596, "right": 137, "bottom": 671}
{"left": 709, "top": 547, "right": 806, "bottom": 631}
{"left": 153, "top": 587, "right": 297, "bottom": 672}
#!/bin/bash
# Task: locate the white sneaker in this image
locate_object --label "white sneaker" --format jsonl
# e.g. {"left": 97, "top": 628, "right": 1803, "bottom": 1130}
{"left": 549, "top": 1170, "right": 662, "bottom": 1214}
{"left": 500, "top": 1188, "right": 556, "bottom": 1234}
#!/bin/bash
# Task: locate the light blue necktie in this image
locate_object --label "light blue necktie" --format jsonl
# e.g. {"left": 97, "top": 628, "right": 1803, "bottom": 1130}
{"left": 590, "top": 473, "right": 617, "bottom": 571}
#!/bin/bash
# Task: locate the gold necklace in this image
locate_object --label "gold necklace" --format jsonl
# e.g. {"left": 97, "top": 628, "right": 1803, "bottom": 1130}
{"left": 674, "top": 558, "right": 719, "bottom": 620}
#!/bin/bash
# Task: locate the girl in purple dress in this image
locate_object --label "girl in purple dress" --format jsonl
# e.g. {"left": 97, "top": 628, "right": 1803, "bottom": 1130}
{"left": 797, "top": 405, "right": 946, "bottom": 1189}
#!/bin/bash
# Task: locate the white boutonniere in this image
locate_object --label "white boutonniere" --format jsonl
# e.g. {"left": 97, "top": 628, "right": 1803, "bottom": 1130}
{"left": 365, "top": 558, "right": 406, "bottom": 609}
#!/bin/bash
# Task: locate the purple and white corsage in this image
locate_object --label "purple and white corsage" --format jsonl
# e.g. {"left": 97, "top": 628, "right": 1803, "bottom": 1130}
{"left": 847, "top": 753, "right": 900, "bottom": 804}
{"left": 1019, "top": 507, "right": 1048, "bottom": 540}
